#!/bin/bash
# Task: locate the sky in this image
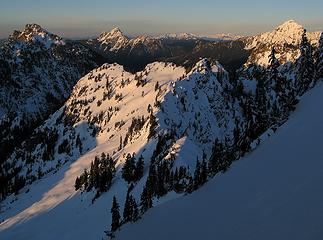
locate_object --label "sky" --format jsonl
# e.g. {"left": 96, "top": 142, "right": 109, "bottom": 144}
{"left": 0, "top": 0, "right": 322, "bottom": 38}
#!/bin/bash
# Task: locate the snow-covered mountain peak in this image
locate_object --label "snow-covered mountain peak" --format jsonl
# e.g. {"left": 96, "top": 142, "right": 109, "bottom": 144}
{"left": 8, "top": 23, "right": 64, "bottom": 48}
{"left": 244, "top": 20, "right": 321, "bottom": 66}
{"left": 24, "top": 23, "right": 45, "bottom": 33}
{"left": 246, "top": 20, "right": 305, "bottom": 49}
{"left": 98, "top": 27, "right": 129, "bottom": 50}
{"left": 109, "top": 27, "right": 123, "bottom": 35}
{"left": 276, "top": 19, "right": 303, "bottom": 32}
{"left": 100, "top": 27, "right": 125, "bottom": 39}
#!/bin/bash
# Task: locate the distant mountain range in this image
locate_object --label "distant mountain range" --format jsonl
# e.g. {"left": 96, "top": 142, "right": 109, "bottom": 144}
{"left": 84, "top": 27, "right": 248, "bottom": 72}
{"left": 156, "top": 32, "right": 243, "bottom": 41}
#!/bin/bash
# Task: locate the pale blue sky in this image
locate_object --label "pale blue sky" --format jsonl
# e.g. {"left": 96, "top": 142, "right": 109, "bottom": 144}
{"left": 0, "top": 0, "right": 322, "bottom": 38}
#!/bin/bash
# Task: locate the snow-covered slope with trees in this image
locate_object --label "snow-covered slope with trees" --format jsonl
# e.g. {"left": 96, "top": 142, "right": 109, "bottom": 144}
{"left": 0, "top": 20, "right": 322, "bottom": 240}
{"left": 119, "top": 81, "right": 323, "bottom": 240}
{"left": 0, "top": 59, "right": 241, "bottom": 240}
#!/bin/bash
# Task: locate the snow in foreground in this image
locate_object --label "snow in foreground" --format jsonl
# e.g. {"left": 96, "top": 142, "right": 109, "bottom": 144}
{"left": 118, "top": 83, "right": 323, "bottom": 240}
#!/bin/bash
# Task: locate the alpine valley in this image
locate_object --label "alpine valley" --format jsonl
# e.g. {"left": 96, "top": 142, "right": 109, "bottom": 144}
{"left": 0, "top": 19, "right": 322, "bottom": 240}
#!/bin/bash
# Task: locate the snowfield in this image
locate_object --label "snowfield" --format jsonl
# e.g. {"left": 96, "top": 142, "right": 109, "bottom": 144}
{"left": 118, "top": 82, "right": 323, "bottom": 240}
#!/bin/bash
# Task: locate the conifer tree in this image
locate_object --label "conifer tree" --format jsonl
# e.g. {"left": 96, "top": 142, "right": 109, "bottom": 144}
{"left": 140, "top": 185, "right": 153, "bottom": 213}
{"left": 200, "top": 159, "right": 208, "bottom": 185}
{"left": 208, "top": 139, "right": 223, "bottom": 174}
{"left": 154, "top": 81, "right": 159, "bottom": 91}
{"left": 297, "top": 29, "right": 314, "bottom": 94}
{"left": 110, "top": 196, "right": 121, "bottom": 232}
{"left": 123, "top": 191, "right": 133, "bottom": 223}
{"left": 193, "top": 158, "right": 201, "bottom": 190}
{"left": 255, "top": 71, "right": 270, "bottom": 133}
{"left": 82, "top": 169, "right": 89, "bottom": 191}
{"left": 315, "top": 34, "right": 323, "bottom": 82}
{"left": 122, "top": 153, "right": 136, "bottom": 184}
{"left": 131, "top": 197, "right": 139, "bottom": 221}
{"left": 135, "top": 155, "right": 145, "bottom": 181}
{"left": 74, "top": 176, "right": 81, "bottom": 191}
{"left": 148, "top": 112, "right": 157, "bottom": 139}
{"left": 268, "top": 47, "right": 280, "bottom": 91}
{"left": 155, "top": 162, "right": 170, "bottom": 198}
{"left": 118, "top": 136, "right": 123, "bottom": 150}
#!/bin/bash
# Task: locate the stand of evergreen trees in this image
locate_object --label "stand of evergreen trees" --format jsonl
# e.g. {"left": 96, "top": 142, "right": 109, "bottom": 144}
{"left": 75, "top": 152, "right": 116, "bottom": 200}
{"left": 121, "top": 153, "right": 144, "bottom": 184}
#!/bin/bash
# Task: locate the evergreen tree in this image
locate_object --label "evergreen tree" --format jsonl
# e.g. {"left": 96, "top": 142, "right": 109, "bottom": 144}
{"left": 200, "top": 159, "right": 208, "bottom": 185}
{"left": 81, "top": 169, "right": 89, "bottom": 191}
{"left": 118, "top": 136, "right": 123, "bottom": 151}
{"left": 155, "top": 162, "right": 170, "bottom": 198}
{"left": 122, "top": 153, "right": 136, "bottom": 184}
{"left": 208, "top": 139, "right": 223, "bottom": 174}
{"left": 135, "top": 155, "right": 144, "bottom": 181}
{"left": 154, "top": 81, "right": 159, "bottom": 91}
{"left": 76, "top": 134, "right": 83, "bottom": 153}
{"left": 148, "top": 112, "right": 157, "bottom": 139}
{"left": 146, "top": 165, "right": 158, "bottom": 195}
{"left": 297, "top": 29, "right": 314, "bottom": 94}
{"left": 193, "top": 158, "right": 201, "bottom": 190}
{"left": 131, "top": 197, "right": 139, "bottom": 221}
{"left": 315, "top": 34, "right": 323, "bottom": 81}
{"left": 140, "top": 166, "right": 156, "bottom": 213}
{"left": 123, "top": 191, "right": 133, "bottom": 223}
{"left": 74, "top": 176, "right": 81, "bottom": 191}
{"left": 110, "top": 196, "right": 121, "bottom": 232}
{"left": 140, "top": 185, "right": 153, "bottom": 213}
{"left": 268, "top": 47, "right": 280, "bottom": 91}
{"left": 255, "top": 70, "right": 270, "bottom": 133}
{"left": 98, "top": 153, "right": 116, "bottom": 192}
{"left": 122, "top": 186, "right": 138, "bottom": 223}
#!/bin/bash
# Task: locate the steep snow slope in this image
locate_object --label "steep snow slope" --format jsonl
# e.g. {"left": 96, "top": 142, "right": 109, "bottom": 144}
{"left": 118, "top": 82, "right": 323, "bottom": 240}
{"left": 0, "top": 59, "right": 239, "bottom": 240}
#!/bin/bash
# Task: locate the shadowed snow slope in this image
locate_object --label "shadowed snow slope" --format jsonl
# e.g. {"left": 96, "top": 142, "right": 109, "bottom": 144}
{"left": 118, "top": 83, "right": 323, "bottom": 240}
